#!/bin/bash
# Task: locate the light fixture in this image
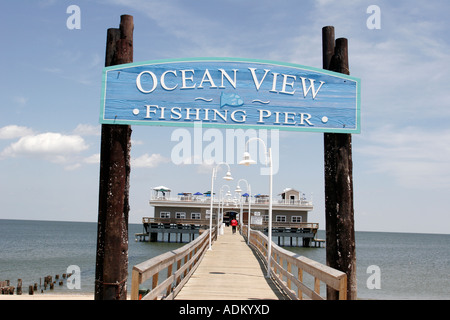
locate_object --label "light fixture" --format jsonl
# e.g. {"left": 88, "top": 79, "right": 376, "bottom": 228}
{"left": 239, "top": 152, "right": 257, "bottom": 166}
{"left": 240, "top": 137, "right": 273, "bottom": 278}
{"left": 235, "top": 186, "right": 243, "bottom": 193}
{"left": 223, "top": 171, "right": 234, "bottom": 181}
{"left": 209, "top": 162, "right": 233, "bottom": 250}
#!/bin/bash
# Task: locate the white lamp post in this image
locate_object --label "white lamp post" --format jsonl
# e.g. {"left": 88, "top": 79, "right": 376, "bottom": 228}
{"left": 235, "top": 179, "right": 251, "bottom": 244}
{"left": 209, "top": 162, "right": 233, "bottom": 250}
{"left": 235, "top": 185, "right": 243, "bottom": 232}
{"left": 239, "top": 138, "right": 273, "bottom": 278}
{"left": 219, "top": 185, "right": 231, "bottom": 235}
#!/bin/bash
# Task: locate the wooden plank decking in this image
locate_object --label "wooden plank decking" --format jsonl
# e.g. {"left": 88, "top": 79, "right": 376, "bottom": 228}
{"left": 175, "top": 226, "right": 287, "bottom": 300}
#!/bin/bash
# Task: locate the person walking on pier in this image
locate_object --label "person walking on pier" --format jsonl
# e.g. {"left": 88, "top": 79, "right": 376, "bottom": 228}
{"left": 231, "top": 218, "right": 238, "bottom": 234}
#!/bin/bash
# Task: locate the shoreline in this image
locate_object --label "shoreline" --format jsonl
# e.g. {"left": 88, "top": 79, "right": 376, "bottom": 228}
{"left": 0, "top": 292, "right": 136, "bottom": 300}
{"left": 0, "top": 293, "right": 94, "bottom": 300}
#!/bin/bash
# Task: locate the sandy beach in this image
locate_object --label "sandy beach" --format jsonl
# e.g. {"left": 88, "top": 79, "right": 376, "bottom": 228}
{"left": 0, "top": 293, "right": 137, "bottom": 300}
{"left": 0, "top": 293, "right": 94, "bottom": 300}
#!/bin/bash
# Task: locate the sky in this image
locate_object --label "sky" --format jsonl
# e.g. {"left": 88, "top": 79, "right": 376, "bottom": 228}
{"left": 1, "top": 0, "right": 449, "bottom": 234}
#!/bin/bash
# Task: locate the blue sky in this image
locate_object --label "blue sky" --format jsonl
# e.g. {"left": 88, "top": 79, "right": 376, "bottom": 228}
{"left": 1, "top": 0, "right": 449, "bottom": 234}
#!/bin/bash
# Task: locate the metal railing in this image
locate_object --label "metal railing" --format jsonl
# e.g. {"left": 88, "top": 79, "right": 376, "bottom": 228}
{"left": 150, "top": 196, "right": 312, "bottom": 207}
{"left": 142, "top": 217, "right": 210, "bottom": 227}
{"left": 242, "top": 225, "right": 347, "bottom": 300}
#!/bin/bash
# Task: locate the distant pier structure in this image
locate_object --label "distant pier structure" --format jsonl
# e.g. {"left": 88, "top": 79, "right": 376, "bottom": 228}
{"left": 136, "top": 186, "right": 324, "bottom": 247}
{"left": 255, "top": 224, "right": 324, "bottom": 248}
{"left": 136, "top": 217, "right": 323, "bottom": 247}
{"left": 135, "top": 218, "right": 209, "bottom": 243}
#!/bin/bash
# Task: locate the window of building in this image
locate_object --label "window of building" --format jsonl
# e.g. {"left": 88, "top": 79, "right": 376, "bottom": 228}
{"left": 291, "top": 216, "right": 302, "bottom": 223}
{"left": 205, "top": 210, "right": 216, "bottom": 219}
{"left": 175, "top": 212, "right": 186, "bottom": 219}
{"left": 191, "top": 213, "right": 201, "bottom": 220}
{"left": 290, "top": 195, "right": 296, "bottom": 204}
{"left": 263, "top": 215, "right": 269, "bottom": 222}
{"left": 160, "top": 212, "right": 170, "bottom": 218}
{"left": 276, "top": 215, "right": 286, "bottom": 222}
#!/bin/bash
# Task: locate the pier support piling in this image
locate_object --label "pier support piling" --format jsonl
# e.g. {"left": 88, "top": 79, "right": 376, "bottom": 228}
{"left": 322, "top": 26, "right": 357, "bottom": 300}
{"left": 95, "top": 15, "right": 133, "bottom": 300}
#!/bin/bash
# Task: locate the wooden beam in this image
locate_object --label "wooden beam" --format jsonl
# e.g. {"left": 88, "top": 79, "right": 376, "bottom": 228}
{"left": 322, "top": 26, "right": 357, "bottom": 300}
{"left": 95, "top": 15, "right": 133, "bottom": 300}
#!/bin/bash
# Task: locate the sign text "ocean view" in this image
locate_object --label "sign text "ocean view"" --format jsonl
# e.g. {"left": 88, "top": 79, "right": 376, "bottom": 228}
{"left": 100, "top": 58, "right": 360, "bottom": 133}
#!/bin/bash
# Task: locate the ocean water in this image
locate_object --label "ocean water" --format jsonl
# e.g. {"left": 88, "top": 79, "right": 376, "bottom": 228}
{"left": 0, "top": 219, "right": 449, "bottom": 300}
{"left": 0, "top": 219, "right": 183, "bottom": 296}
{"left": 285, "top": 230, "right": 450, "bottom": 300}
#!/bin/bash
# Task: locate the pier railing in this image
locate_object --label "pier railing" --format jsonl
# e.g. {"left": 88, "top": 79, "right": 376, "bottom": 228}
{"left": 142, "top": 217, "right": 210, "bottom": 227}
{"left": 242, "top": 225, "right": 347, "bottom": 300}
{"left": 143, "top": 217, "right": 318, "bottom": 230}
{"left": 130, "top": 227, "right": 216, "bottom": 300}
{"left": 150, "top": 196, "right": 313, "bottom": 207}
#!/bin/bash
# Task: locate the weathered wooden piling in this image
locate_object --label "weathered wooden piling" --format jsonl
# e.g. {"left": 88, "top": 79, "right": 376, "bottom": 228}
{"left": 0, "top": 280, "right": 9, "bottom": 287}
{"left": 95, "top": 14, "right": 133, "bottom": 301}
{"left": 17, "top": 279, "right": 22, "bottom": 295}
{"left": 0, "top": 281, "right": 15, "bottom": 295}
{"left": 322, "top": 26, "right": 357, "bottom": 300}
{"left": 5, "top": 287, "right": 14, "bottom": 295}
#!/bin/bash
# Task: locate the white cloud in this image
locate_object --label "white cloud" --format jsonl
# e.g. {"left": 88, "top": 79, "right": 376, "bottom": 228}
{"left": 13, "top": 96, "right": 28, "bottom": 106}
{"left": 0, "top": 125, "right": 34, "bottom": 140}
{"left": 132, "top": 153, "right": 168, "bottom": 168}
{"left": 64, "top": 163, "right": 82, "bottom": 171}
{"left": 1, "top": 132, "right": 89, "bottom": 162}
{"left": 196, "top": 161, "right": 215, "bottom": 175}
{"left": 41, "top": 67, "right": 62, "bottom": 74}
{"left": 73, "top": 124, "right": 101, "bottom": 136}
{"left": 131, "top": 139, "right": 144, "bottom": 146}
{"left": 357, "top": 126, "right": 450, "bottom": 189}
{"left": 300, "top": 0, "right": 450, "bottom": 124}
{"left": 83, "top": 153, "right": 100, "bottom": 164}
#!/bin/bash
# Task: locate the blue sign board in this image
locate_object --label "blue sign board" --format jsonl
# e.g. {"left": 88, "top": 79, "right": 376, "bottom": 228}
{"left": 100, "top": 58, "right": 360, "bottom": 133}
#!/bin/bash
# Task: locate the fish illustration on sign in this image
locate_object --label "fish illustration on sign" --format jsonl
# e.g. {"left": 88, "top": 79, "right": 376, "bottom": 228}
{"left": 220, "top": 93, "right": 244, "bottom": 108}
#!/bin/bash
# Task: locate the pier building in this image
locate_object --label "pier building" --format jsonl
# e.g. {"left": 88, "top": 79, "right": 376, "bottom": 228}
{"left": 136, "top": 186, "right": 323, "bottom": 247}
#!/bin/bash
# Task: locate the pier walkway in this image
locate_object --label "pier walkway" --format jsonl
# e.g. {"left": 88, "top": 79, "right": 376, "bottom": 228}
{"left": 175, "top": 227, "right": 286, "bottom": 300}
{"left": 131, "top": 225, "right": 347, "bottom": 300}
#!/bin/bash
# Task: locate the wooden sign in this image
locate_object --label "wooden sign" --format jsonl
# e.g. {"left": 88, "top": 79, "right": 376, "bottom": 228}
{"left": 100, "top": 58, "right": 360, "bottom": 133}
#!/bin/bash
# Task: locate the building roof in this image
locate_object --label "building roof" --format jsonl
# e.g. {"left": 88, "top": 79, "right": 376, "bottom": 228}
{"left": 279, "top": 188, "right": 299, "bottom": 195}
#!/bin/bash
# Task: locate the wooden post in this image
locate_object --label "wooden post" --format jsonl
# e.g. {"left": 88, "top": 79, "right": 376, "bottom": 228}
{"left": 17, "top": 279, "right": 22, "bottom": 295}
{"left": 95, "top": 15, "right": 133, "bottom": 300}
{"left": 322, "top": 26, "right": 357, "bottom": 300}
